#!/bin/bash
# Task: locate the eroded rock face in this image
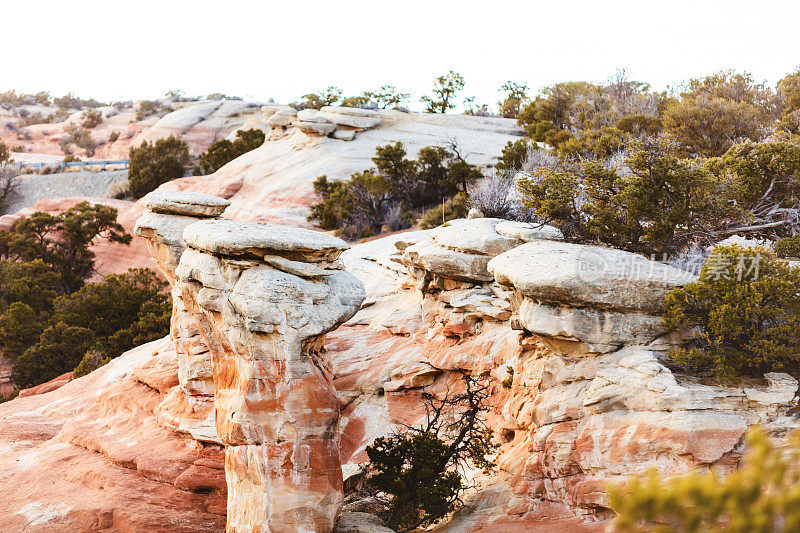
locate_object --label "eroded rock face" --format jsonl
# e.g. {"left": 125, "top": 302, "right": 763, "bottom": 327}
{"left": 134, "top": 191, "right": 230, "bottom": 397}
{"left": 175, "top": 219, "right": 365, "bottom": 533}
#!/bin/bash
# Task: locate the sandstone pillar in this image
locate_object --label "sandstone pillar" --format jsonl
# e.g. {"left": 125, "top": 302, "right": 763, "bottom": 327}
{"left": 174, "top": 219, "right": 365, "bottom": 533}
{"left": 134, "top": 190, "right": 230, "bottom": 396}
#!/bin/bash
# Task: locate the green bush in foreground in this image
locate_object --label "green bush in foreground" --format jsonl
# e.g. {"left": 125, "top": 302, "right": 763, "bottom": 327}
{"left": 774, "top": 234, "right": 800, "bottom": 258}
{"left": 664, "top": 244, "right": 800, "bottom": 379}
{"left": 608, "top": 427, "right": 800, "bottom": 532}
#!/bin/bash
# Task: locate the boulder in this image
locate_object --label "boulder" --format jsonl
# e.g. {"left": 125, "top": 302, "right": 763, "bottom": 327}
{"left": 262, "top": 104, "right": 296, "bottom": 119}
{"left": 267, "top": 108, "right": 297, "bottom": 128}
{"left": 495, "top": 220, "right": 563, "bottom": 242}
{"left": 431, "top": 218, "right": 522, "bottom": 256}
{"left": 489, "top": 241, "right": 695, "bottom": 313}
{"left": 333, "top": 129, "right": 357, "bottom": 141}
{"left": 295, "top": 120, "right": 337, "bottom": 136}
{"left": 334, "top": 512, "right": 396, "bottom": 533}
{"left": 517, "top": 300, "right": 666, "bottom": 352}
{"left": 141, "top": 190, "right": 230, "bottom": 218}
{"left": 183, "top": 218, "right": 349, "bottom": 262}
{"left": 403, "top": 239, "right": 493, "bottom": 283}
{"left": 296, "top": 109, "right": 331, "bottom": 123}
{"left": 319, "top": 106, "right": 381, "bottom": 129}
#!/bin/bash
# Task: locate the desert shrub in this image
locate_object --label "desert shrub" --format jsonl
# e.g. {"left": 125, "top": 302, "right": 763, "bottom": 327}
{"left": 616, "top": 114, "right": 662, "bottom": 136}
{"left": 128, "top": 135, "right": 189, "bottom": 198}
{"left": 0, "top": 303, "right": 43, "bottom": 359}
{"left": 54, "top": 92, "right": 103, "bottom": 110}
{"left": 0, "top": 167, "right": 20, "bottom": 212}
{"left": 663, "top": 70, "right": 776, "bottom": 156}
{"left": 308, "top": 142, "right": 483, "bottom": 239}
{"left": 420, "top": 71, "right": 465, "bottom": 114}
{"left": 108, "top": 130, "right": 120, "bottom": 143}
{"left": 343, "top": 85, "right": 409, "bottom": 109}
{"left": 495, "top": 138, "right": 531, "bottom": 172}
{"left": 198, "top": 128, "right": 265, "bottom": 174}
{"left": 664, "top": 244, "right": 800, "bottom": 379}
{"left": 0, "top": 259, "right": 61, "bottom": 313}
{"left": 293, "top": 87, "right": 342, "bottom": 110}
{"left": 12, "top": 322, "right": 95, "bottom": 387}
{"left": 775, "top": 234, "right": 800, "bottom": 258}
{"left": 68, "top": 127, "right": 96, "bottom": 156}
{"left": 515, "top": 136, "right": 800, "bottom": 254}
{"left": 557, "top": 126, "right": 629, "bottom": 160}
{"left": 51, "top": 268, "right": 169, "bottom": 359}
{"left": 81, "top": 108, "right": 102, "bottom": 129}
{"left": 340, "top": 95, "right": 372, "bottom": 108}
{"left": 72, "top": 350, "right": 110, "bottom": 379}
{"left": 498, "top": 81, "right": 529, "bottom": 119}
{"left": 608, "top": 427, "right": 800, "bottom": 532}
{"left": 419, "top": 192, "right": 469, "bottom": 229}
{"left": 105, "top": 180, "right": 130, "bottom": 199}
{"left": 0, "top": 140, "right": 9, "bottom": 164}
{"left": 135, "top": 100, "right": 172, "bottom": 121}
{"left": 365, "top": 370, "right": 497, "bottom": 531}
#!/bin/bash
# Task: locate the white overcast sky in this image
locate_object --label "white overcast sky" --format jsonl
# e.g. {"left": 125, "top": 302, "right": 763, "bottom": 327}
{"left": 3, "top": 0, "right": 799, "bottom": 111}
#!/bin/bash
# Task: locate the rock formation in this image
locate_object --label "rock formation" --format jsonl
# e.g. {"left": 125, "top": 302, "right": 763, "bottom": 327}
{"left": 174, "top": 218, "right": 365, "bottom": 532}
{"left": 134, "top": 190, "right": 231, "bottom": 396}
{"left": 262, "top": 105, "right": 381, "bottom": 141}
{"left": 1, "top": 212, "right": 797, "bottom": 532}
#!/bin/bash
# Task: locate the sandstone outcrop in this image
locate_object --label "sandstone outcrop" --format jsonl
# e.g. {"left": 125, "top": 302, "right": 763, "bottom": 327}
{"left": 488, "top": 241, "right": 695, "bottom": 353}
{"left": 134, "top": 190, "right": 230, "bottom": 397}
{"left": 319, "top": 106, "right": 381, "bottom": 130}
{"left": 175, "top": 218, "right": 365, "bottom": 532}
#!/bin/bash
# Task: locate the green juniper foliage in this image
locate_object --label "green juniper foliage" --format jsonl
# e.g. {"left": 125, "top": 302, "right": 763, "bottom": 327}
{"left": 663, "top": 244, "right": 800, "bottom": 379}
{"left": 308, "top": 142, "right": 482, "bottom": 240}
{"left": 128, "top": 135, "right": 190, "bottom": 198}
{"left": 365, "top": 370, "right": 498, "bottom": 531}
{"left": 198, "top": 128, "right": 265, "bottom": 174}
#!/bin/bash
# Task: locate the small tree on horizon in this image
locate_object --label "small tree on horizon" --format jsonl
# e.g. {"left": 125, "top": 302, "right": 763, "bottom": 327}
{"left": 421, "top": 71, "right": 465, "bottom": 113}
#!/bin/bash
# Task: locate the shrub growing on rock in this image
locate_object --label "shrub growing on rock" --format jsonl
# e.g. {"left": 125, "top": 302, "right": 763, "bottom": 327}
{"left": 308, "top": 142, "right": 483, "bottom": 239}
{"left": 198, "top": 128, "right": 265, "bottom": 174}
{"left": 419, "top": 192, "right": 469, "bottom": 229}
{"left": 365, "top": 370, "right": 497, "bottom": 531}
{"left": 81, "top": 108, "right": 102, "bottom": 129}
{"left": 608, "top": 427, "right": 800, "bottom": 532}
{"left": 664, "top": 244, "right": 800, "bottom": 379}
{"left": 293, "top": 87, "right": 342, "bottom": 110}
{"left": 128, "top": 135, "right": 189, "bottom": 198}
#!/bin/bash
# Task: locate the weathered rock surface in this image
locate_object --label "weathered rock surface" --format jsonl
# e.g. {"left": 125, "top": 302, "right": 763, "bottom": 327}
{"left": 175, "top": 218, "right": 365, "bottom": 532}
{"left": 319, "top": 106, "right": 382, "bottom": 130}
{"left": 143, "top": 190, "right": 231, "bottom": 218}
{"left": 135, "top": 192, "right": 229, "bottom": 397}
{"left": 0, "top": 339, "right": 227, "bottom": 532}
{"left": 489, "top": 241, "right": 694, "bottom": 313}
{"left": 333, "top": 512, "right": 395, "bottom": 533}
